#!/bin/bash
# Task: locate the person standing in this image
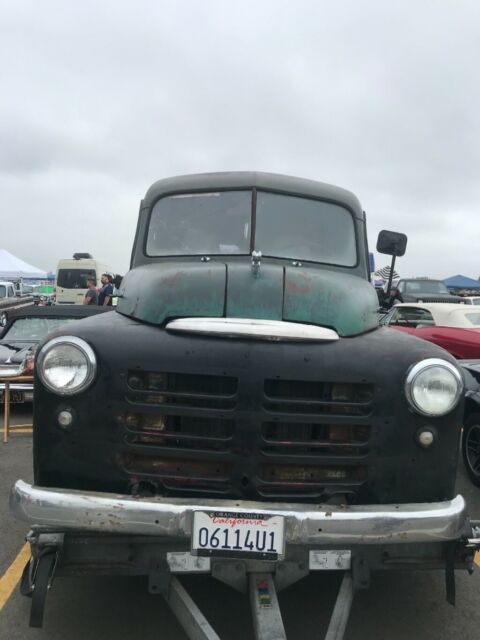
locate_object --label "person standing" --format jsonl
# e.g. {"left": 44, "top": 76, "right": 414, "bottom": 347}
{"left": 98, "top": 273, "right": 114, "bottom": 306}
{"left": 83, "top": 278, "right": 99, "bottom": 305}
{"left": 383, "top": 286, "right": 403, "bottom": 309}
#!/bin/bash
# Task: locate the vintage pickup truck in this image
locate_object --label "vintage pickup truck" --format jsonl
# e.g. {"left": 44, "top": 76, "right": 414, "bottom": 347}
{"left": 10, "top": 172, "right": 480, "bottom": 638}
{"left": 0, "top": 281, "right": 33, "bottom": 326}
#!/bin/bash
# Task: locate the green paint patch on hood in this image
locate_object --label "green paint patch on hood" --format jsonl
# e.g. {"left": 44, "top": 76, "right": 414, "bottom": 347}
{"left": 117, "top": 262, "right": 227, "bottom": 323}
{"left": 283, "top": 267, "right": 379, "bottom": 336}
{"left": 117, "top": 262, "right": 379, "bottom": 336}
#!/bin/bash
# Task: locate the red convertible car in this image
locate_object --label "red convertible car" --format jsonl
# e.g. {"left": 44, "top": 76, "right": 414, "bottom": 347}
{"left": 381, "top": 303, "right": 480, "bottom": 358}
{"left": 382, "top": 305, "right": 480, "bottom": 486}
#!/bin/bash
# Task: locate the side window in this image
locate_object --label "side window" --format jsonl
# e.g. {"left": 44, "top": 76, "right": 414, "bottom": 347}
{"left": 390, "top": 307, "right": 435, "bottom": 327}
{"left": 412, "top": 309, "right": 435, "bottom": 327}
{"left": 397, "top": 282, "right": 405, "bottom": 293}
{"left": 7, "top": 286, "right": 15, "bottom": 298}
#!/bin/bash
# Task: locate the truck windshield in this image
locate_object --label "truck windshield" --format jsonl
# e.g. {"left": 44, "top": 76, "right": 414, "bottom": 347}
{"left": 147, "top": 190, "right": 358, "bottom": 266}
{"left": 0, "top": 285, "right": 5, "bottom": 297}
{"left": 147, "top": 191, "right": 252, "bottom": 256}
{"left": 404, "top": 281, "right": 449, "bottom": 294}
{"left": 255, "top": 192, "right": 356, "bottom": 266}
{"left": 57, "top": 269, "right": 96, "bottom": 289}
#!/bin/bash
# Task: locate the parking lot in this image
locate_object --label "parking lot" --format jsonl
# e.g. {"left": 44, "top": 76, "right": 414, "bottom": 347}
{"left": 1, "top": 407, "right": 480, "bottom": 640}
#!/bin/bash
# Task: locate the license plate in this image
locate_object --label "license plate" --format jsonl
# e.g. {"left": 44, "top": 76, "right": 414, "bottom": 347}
{"left": 192, "top": 511, "right": 285, "bottom": 558}
{"left": 0, "top": 390, "right": 24, "bottom": 404}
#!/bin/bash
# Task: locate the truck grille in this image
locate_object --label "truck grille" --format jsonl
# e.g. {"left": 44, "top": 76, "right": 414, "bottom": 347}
{"left": 120, "top": 371, "right": 372, "bottom": 500}
{"left": 122, "top": 370, "right": 237, "bottom": 494}
{"left": 264, "top": 379, "right": 373, "bottom": 416}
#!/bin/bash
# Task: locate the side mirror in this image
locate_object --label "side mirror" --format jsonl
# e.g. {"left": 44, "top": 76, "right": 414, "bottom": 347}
{"left": 376, "top": 230, "right": 408, "bottom": 257}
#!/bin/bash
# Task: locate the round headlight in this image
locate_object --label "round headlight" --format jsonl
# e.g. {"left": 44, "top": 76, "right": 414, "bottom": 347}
{"left": 37, "top": 336, "right": 97, "bottom": 395}
{"left": 405, "top": 358, "right": 463, "bottom": 417}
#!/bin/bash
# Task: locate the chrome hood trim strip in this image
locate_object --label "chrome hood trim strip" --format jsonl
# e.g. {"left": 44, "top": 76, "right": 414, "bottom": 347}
{"left": 166, "top": 318, "right": 339, "bottom": 342}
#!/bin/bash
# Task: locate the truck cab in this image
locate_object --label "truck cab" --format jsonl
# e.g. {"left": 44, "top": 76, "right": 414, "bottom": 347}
{"left": 396, "top": 278, "right": 464, "bottom": 303}
{"left": 11, "top": 173, "right": 478, "bottom": 635}
{"left": 0, "top": 280, "right": 33, "bottom": 326}
{"left": 0, "top": 281, "right": 16, "bottom": 302}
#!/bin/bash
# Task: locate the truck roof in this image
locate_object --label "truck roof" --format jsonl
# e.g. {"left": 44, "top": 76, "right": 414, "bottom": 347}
{"left": 142, "top": 171, "right": 365, "bottom": 219}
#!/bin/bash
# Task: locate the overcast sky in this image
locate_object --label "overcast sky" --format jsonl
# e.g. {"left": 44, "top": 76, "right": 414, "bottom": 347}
{"left": 2, "top": 0, "right": 480, "bottom": 279}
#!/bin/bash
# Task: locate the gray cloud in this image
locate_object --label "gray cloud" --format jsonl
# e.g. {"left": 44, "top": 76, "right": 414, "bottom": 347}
{"left": 1, "top": 0, "right": 480, "bottom": 279}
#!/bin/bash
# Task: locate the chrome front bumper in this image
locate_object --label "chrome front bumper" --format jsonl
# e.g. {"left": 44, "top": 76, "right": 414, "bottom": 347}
{"left": 11, "top": 480, "right": 468, "bottom": 545}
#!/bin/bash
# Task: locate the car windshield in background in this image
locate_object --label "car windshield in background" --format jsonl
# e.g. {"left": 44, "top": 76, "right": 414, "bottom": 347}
{"left": 464, "top": 313, "right": 480, "bottom": 326}
{"left": 405, "top": 281, "right": 450, "bottom": 294}
{"left": 255, "top": 192, "right": 357, "bottom": 266}
{"left": 0, "top": 285, "right": 6, "bottom": 297}
{"left": 2, "top": 317, "right": 78, "bottom": 341}
{"left": 146, "top": 190, "right": 357, "bottom": 266}
{"left": 389, "top": 307, "right": 435, "bottom": 326}
{"left": 57, "top": 269, "right": 96, "bottom": 289}
{"left": 147, "top": 191, "right": 252, "bottom": 256}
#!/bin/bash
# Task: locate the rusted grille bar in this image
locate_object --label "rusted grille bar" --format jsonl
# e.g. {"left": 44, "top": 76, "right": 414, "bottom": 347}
{"left": 123, "top": 454, "right": 230, "bottom": 478}
{"left": 261, "top": 464, "right": 367, "bottom": 483}
{"left": 261, "top": 422, "right": 370, "bottom": 456}
{"left": 122, "top": 413, "right": 234, "bottom": 452}
{"left": 264, "top": 379, "right": 373, "bottom": 416}
{"left": 127, "top": 371, "right": 238, "bottom": 394}
{"left": 126, "top": 370, "right": 238, "bottom": 410}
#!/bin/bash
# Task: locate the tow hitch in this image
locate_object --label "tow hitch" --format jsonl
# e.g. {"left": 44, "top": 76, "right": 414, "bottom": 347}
{"left": 17, "top": 520, "right": 480, "bottom": 639}
{"left": 161, "top": 551, "right": 358, "bottom": 640}
{"left": 18, "top": 535, "right": 475, "bottom": 640}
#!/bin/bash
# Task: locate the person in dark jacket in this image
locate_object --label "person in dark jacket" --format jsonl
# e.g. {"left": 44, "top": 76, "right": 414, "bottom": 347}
{"left": 98, "top": 274, "right": 113, "bottom": 306}
{"left": 383, "top": 287, "right": 403, "bottom": 309}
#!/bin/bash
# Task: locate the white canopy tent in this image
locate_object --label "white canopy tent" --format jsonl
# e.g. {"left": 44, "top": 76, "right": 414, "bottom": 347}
{"left": 0, "top": 249, "right": 47, "bottom": 280}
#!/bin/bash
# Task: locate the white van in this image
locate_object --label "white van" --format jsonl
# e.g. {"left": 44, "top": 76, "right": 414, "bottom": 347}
{"left": 55, "top": 254, "right": 113, "bottom": 305}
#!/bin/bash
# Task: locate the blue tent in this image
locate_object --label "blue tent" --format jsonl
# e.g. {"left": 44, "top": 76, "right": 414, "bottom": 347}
{"left": 443, "top": 274, "right": 480, "bottom": 290}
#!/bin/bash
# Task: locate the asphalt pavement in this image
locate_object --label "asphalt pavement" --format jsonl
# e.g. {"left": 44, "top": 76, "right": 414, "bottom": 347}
{"left": 1, "top": 406, "right": 480, "bottom": 639}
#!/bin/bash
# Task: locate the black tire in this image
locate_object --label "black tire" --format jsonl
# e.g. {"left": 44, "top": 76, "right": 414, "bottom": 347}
{"left": 462, "top": 412, "right": 480, "bottom": 487}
